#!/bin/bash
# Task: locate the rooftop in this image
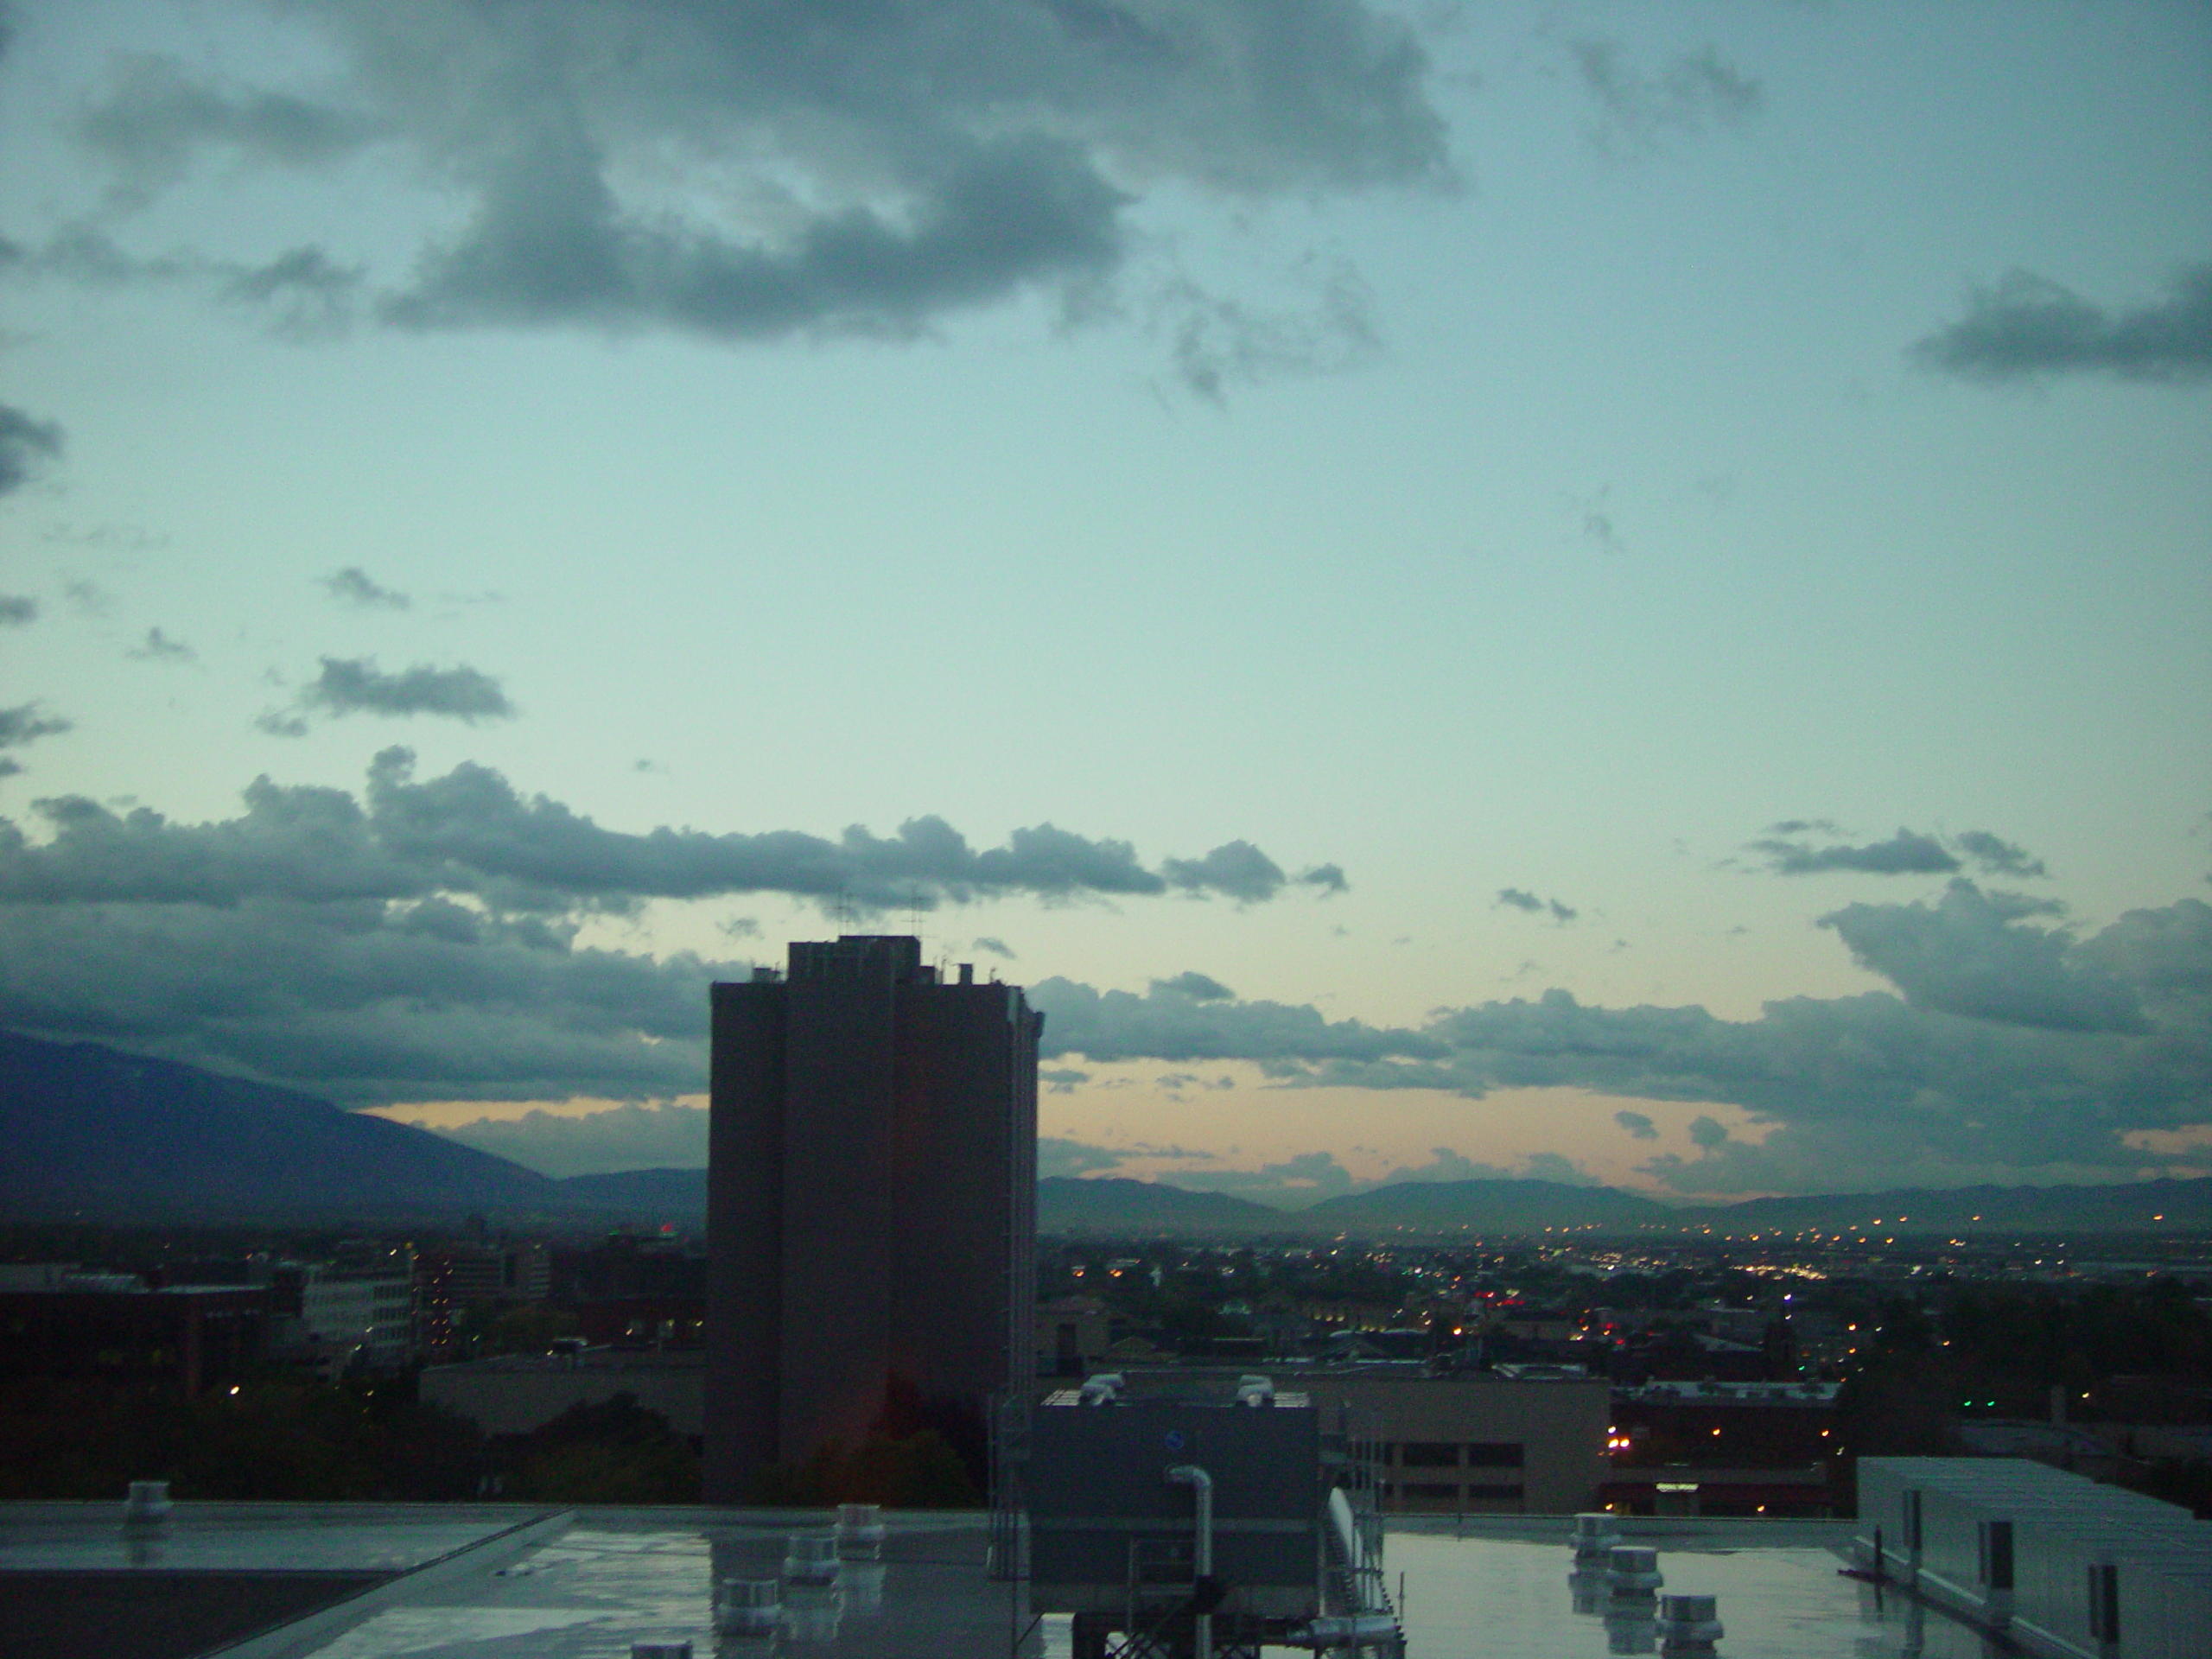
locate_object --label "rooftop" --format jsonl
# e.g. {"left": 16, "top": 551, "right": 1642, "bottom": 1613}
{"left": 0, "top": 1504, "right": 2007, "bottom": 1658}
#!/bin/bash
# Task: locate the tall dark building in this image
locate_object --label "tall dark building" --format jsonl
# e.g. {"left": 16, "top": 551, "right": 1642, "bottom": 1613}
{"left": 703, "top": 935, "right": 1040, "bottom": 1503}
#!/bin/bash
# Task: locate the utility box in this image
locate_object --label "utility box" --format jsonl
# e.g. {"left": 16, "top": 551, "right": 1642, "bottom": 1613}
{"left": 1030, "top": 1391, "right": 1321, "bottom": 1619}
{"left": 1022, "top": 1376, "right": 1402, "bottom": 1657}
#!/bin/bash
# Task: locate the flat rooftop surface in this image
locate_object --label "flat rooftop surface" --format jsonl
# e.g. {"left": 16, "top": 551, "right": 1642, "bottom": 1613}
{"left": 296, "top": 1515, "right": 1032, "bottom": 1659}
{"left": 1384, "top": 1531, "right": 2006, "bottom": 1659}
{"left": 0, "top": 1506, "right": 2010, "bottom": 1657}
{"left": 0, "top": 1502, "right": 536, "bottom": 1573}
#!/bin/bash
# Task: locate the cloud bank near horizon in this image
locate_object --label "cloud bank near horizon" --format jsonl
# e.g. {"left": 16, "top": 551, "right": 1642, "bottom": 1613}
{"left": 2, "top": 741, "right": 2202, "bottom": 1197}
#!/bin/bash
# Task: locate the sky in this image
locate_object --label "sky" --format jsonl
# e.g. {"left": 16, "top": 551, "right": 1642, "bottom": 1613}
{"left": 2, "top": 0, "right": 2208, "bottom": 1205}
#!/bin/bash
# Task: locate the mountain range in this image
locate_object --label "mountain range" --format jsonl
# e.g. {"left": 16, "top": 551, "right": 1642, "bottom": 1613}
{"left": 3, "top": 1030, "right": 2207, "bottom": 1235}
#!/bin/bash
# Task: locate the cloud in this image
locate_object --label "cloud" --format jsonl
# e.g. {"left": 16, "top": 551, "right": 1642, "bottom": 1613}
{"left": 1570, "top": 40, "right": 1761, "bottom": 152}
{"left": 426, "top": 1099, "right": 707, "bottom": 1179}
{"left": 1035, "top": 891, "right": 2212, "bottom": 1193}
{"left": 1614, "top": 1109, "right": 1658, "bottom": 1140}
{"left": 0, "top": 749, "right": 1330, "bottom": 916}
{"left": 126, "top": 626, "right": 196, "bottom": 664}
{"left": 296, "top": 657, "right": 515, "bottom": 723}
{"left": 0, "top": 893, "right": 722, "bottom": 1104}
{"left": 62, "top": 580, "right": 113, "bottom": 618}
{"left": 0, "top": 404, "right": 63, "bottom": 494}
{"left": 1164, "top": 1149, "right": 1356, "bottom": 1205}
{"left": 1154, "top": 260, "right": 1378, "bottom": 402}
{"left": 1153, "top": 971, "right": 1236, "bottom": 1003}
{"left": 973, "top": 936, "right": 1016, "bottom": 959}
{"left": 1161, "top": 840, "right": 1288, "bottom": 903}
{"left": 1039, "top": 1068, "right": 1091, "bottom": 1096}
{"left": 1820, "top": 879, "right": 2145, "bottom": 1033}
{"left": 1687, "top": 1114, "right": 1728, "bottom": 1149}
{"left": 73, "top": 51, "right": 384, "bottom": 208}
{"left": 1497, "top": 887, "right": 1576, "bottom": 922}
{"left": 45, "top": 2, "right": 1446, "bottom": 354}
{"left": 1031, "top": 974, "right": 1448, "bottom": 1066}
{"left": 0, "top": 703, "right": 71, "bottom": 757}
{"left": 321, "top": 567, "right": 412, "bottom": 610}
{"left": 1911, "top": 264, "right": 2212, "bottom": 385}
{"left": 1751, "top": 826, "right": 1960, "bottom": 876}
{"left": 1298, "top": 863, "right": 1349, "bottom": 895}
{"left": 1039, "top": 1135, "right": 1123, "bottom": 1178}
{"left": 1955, "top": 830, "right": 2048, "bottom": 879}
{"left": 0, "top": 596, "right": 35, "bottom": 626}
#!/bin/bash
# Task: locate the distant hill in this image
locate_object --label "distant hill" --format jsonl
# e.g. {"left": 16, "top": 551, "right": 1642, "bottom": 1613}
{"left": 1301, "top": 1178, "right": 1674, "bottom": 1233}
{"left": 558, "top": 1167, "right": 709, "bottom": 1217}
{"left": 1037, "top": 1176, "right": 1287, "bottom": 1234}
{"left": 0, "top": 1029, "right": 567, "bottom": 1219}
{"left": 10, "top": 1029, "right": 2209, "bottom": 1236}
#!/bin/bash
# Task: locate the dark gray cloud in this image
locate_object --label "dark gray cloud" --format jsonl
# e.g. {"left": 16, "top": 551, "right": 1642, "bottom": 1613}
{"left": 48, "top": 2, "right": 1445, "bottom": 350}
{"left": 1497, "top": 886, "right": 1576, "bottom": 922}
{"left": 1821, "top": 879, "right": 2145, "bottom": 1033}
{"left": 1614, "top": 1109, "right": 1658, "bottom": 1141}
{"left": 126, "top": 626, "right": 195, "bottom": 664}
{"left": 322, "top": 567, "right": 411, "bottom": 610}
{"left": 1955, "top": 830, "right": 2048, "bottom": 879}
{"left": 0, "top": 404, "right": 63, "bottom": 495}
{"left": 1161, "top": 839, "right": 1289, "bottom": 903}
{"left": 1030, "top": 974, "right": 1447, "bottom": 1065}
{"left": 74, "top": 51, "right": 384, "bottom": 207}
{"left": 1039, "top": 1069, "right": 1092, "bottom": 1096}
{"left": 973, "top": 936, "right": 1016, "bottom": 959}
{"left": 1751, "top": 826, "right": 1960, "bottom": 876}
{"left": 1570, "top": 40, "right": 1761, "bottom": 151}
{"left": 298, "top": 657, "right": 515, "bottom": 723}
{"left": 0, "top": 596, "right": 35, "bottom": 626}
{"left": 1751, "top": 823, "right": 2050, "bottom": 880}
{"left": 219, "top": 246, "right": 363, "bottom": 336}
{"left": 1038, "top": 1134, "right": 1122, "bottom": 1177}
{"left": 1912, "top": 264, "right": 2212, "bottom": 385}
{"left": 1298, "top": 862, "right": 1350, "bottom": 895}
{"left": 1156, "top": 261, "right": 1378, "bottom": 402}
{"left": 1153, "top": 971, "right": 1236, "bottom": 1003}
{"left": 1033, "top": 889, "right": 2212, "bottom": 1193}
{"left": 0, "top": 748, "right": 1330, "bottom": 913}
{"left": 0, "top": 893, "right": 721, "bottom": 1104}
{"left": 0, "top": 703, "right": 71, "bottom": 757}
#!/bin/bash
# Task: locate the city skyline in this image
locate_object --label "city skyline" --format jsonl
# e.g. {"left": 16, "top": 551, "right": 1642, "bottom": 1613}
{"left": 1, "top": 2, "right": 2207, "bottom": 1202}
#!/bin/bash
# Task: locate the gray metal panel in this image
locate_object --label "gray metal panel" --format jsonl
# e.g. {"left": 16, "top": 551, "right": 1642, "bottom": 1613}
{"left": 1029, "top": 1404, "right": 1321, "bottom": 1599}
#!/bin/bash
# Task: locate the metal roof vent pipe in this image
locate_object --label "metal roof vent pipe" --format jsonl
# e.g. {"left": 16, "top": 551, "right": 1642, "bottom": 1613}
{"left": 1236, "top": 1375, "right": 1276, "bottom": 1407}
{"left": 836, "top": 1503, "right": 886, "bottom": 1560}
{"left": 1166, "top": 1464, "right": 1216, "bottom": 1659}
{"left": 783, "top": 1531, "right": 842, "bottom": 1587}
{"left": 122, "top": 1480, "right": 172, "bottom": 1529}
{"left": 1606, "top": 1545, "right": 1663, "bottom": 1597}
{"left": 1571, "top": 1512, "right": 1621, "bottom": 1562}
{"left": 1658, "top": 1592, "right": 1723, "bottom": 1652}
{"left": 1078, "top": 1373, "right": 1124, "bottom": 1406}
{"left": 715, "top": 1579, "right": 781, "bottom": 1639}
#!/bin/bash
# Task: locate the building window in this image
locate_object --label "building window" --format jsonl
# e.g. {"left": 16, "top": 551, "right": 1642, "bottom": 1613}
{"left": 1405, "top": 1484, "right": 1460, "bottom": 1500}
{"left": 1465, "top": 1484, "right": 1524, "bottom": 1501}
{"left": 1466, "top": 1442, "right": 1525, "bottom": 1467}
{"left": 1401, "top": 1442, "right": 1460, "bottom": 1468}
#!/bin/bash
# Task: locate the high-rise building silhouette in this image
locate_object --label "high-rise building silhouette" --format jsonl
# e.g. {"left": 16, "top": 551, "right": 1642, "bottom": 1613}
{"left": 703, "top": 935, "right": 1040, "bottom": 1502}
